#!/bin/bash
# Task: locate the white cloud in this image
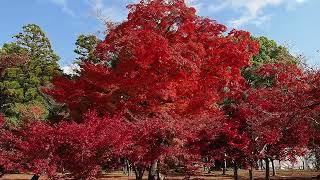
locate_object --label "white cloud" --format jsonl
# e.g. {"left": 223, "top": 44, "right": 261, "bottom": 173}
{"left": 296, "top": 0, "right": 307, "bottom": 3}
{"left": 88, "top": 0, "right": 131, "bottom": 22}
{"left": 49, "top": 0, "right": 75, "bottom": 16}
{"left": 186, "top": 0, "right": 203, "bottom": 12}
{"left": 193, "top": 0, "right": 308, "bottom": 28}
{"left": 47, "top": 0, "right": 308, "bottom": 28}
{"left": 62, "top": 63, "right": 80, "bottom": 75}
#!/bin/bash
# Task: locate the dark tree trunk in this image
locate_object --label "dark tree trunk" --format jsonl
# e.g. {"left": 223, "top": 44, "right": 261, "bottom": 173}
{"left": 279, "top": 160, "right": 281, "bottom": 170}
{"left": 255, "top": 160, "right": 259, "bottom": 170}
{"left": 222, "top": 153, "right": 227, "bottom": 175}
{"left": 249, "top": 164, "right": 254, "bottom": 180}
{"left": 233, "top": 161, "right": 238, "bottom": 180}
{"left": 0, "top": 166, "right": 4, "bottom": 177}
{"left": 134, "top": 166, "right": 145, "bottom": 180}
{"left": 148, "top": 161, "right": 158, "bottom": 180}
{"left": 222, "top": 158, "right": 227, "bottom": 175}
{"left": 271, "top": 159, "right": 276, "bottom": 176}
{"left": 157, "top": 169, "right": 165, "bottom": 180}
{"left": 30, "top": 175, "right": 40, "bottom": 180}
{"left": 265, "top": 158, "right": 270, "bottom": 180}
{"left": 315, "top": 149, "right": 320, "bottom": 170}
{"left": 208, "top": 165, "right": 211, "bottom": 174}
{"left": 125, "top": 159, "right": 131, "bottom": 176}
{"left": 259, "top": 159, "right": 264, "bottom": 170}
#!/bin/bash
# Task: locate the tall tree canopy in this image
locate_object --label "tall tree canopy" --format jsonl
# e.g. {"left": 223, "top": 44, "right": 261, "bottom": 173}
{"left": 252, "top": 36, "right": 298, "bottom": 66}
{"left": 48, "top": 0, "right": 259, "bottom": 121}
{"left": 227, "top": 37, "right": 311, "bottom": 179}
{"left": 74, "top": 34, "right": 101, "bottom": 64}
{"left": 46, "top": 0, "right": 259, "bottom": 178}
{"left": 243, "top": 36, "right": 299, "bottom": 88}
{"left": 0, "top": 24, "right": 60, "bottom": 123}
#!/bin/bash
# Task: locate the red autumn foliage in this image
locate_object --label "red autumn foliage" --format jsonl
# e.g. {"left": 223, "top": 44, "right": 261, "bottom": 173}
{"left": 45, "top": 1, "right": 258, "bottom": 175}
{"left": 240, "top": 63, "right": 314, "bottom": 163}
{"left": 0, "top": 112, "right": 130, "bottom": 179}
{"left": 3, "top": 0, "right": 319, "bottom": 179}
{"left": 0, "top": 53, "right": 29, "bottom": 74}
{"left": 47, "top": 0, "right": 259, "bottom": 120}
{"left": 0, "top": 115, "right": 24, "bottom": 175}
{"left": 302, "top": 71, "right": 320, "bottom": 157}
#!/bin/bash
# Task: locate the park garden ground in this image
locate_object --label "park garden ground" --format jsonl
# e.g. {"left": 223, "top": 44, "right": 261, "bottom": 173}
{"left": 1, "top": 170, "right": 319, "bottom": 179}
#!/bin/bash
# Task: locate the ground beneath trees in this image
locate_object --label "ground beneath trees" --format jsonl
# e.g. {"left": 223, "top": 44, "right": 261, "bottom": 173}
{"left": 1, "top": 170, "right": 319, "bottom": 179}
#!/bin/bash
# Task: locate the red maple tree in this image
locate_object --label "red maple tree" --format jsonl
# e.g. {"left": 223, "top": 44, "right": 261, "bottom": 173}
{"left": 0, "top": 111, "right": 130, "bottom": 179}
{"left": 45, "top": 0, "right": 259, "bottom": 178}
{"left": 1, "top": 1, "right": 318, "bottom": 180}
{"left": 238, "top": 63, "right": 315, "bottom": 179}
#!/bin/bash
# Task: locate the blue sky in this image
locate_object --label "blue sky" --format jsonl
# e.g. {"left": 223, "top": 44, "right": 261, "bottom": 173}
{"left": 1, "top": 0, "right": 320, "bottom": 70}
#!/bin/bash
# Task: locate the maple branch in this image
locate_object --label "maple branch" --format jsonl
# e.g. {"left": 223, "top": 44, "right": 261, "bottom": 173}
{"left": 307, "top": 117, "right": 320, "bottom": 125}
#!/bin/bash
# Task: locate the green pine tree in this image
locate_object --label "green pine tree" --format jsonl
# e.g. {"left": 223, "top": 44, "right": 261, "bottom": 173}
{"left": 0, "top": 24, "right": 61, "bottom": 124}
{"left": 74, "top": 34, "right": 101, "bottom": 64}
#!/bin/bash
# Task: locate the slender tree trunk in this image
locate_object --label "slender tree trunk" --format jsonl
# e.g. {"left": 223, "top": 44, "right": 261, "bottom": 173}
{"left": 124, "top": 159, "right": 131, "bottom": 176}
{"left": 271, "top": 159, "right": 276, "bottom": 176}
{"left": 278, "top": 160, "right": 281, "bottom": 170}
{"left": 157, "top": 172, "right": 165, "bottom": 180}
{"left": 255, "top": 160, "right": 259, "bottom": 170}
{"left": 259, "top": 159, "right": 263, "bottom": 170}
{"left": 134, "top": 166, "right": 145, "bottom": 180}
{"left": 0, "top": 166, "right": 4, "bottom": 177}
{"left": 265, "top": 158, "right": 270, "bottom": 180}
{"left": 208, "top": 164, "right": 211, "bottom": 174}
{"left": 249, "top": 164, "right": 254, "bottom": 180}
{"left": 233, "top": 161, "right": 238, "bottom": 180}
{"left": 222, "top": 158, "right": 227, "bottom": 175}
{"left": 300, "top": 157, "right": 305, "bottom": 170}
{"left": 123, "top": 163, "right": 127, "bottom": 175}
{"left": 30, "top": 175, "right": 40, "bottom": 180}
{"left": 148, "top": 161, "right": 158, "bottom": 180}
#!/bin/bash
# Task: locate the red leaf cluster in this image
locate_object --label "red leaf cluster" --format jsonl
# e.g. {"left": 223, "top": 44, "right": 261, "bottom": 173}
{"left": 0, "top": 112, "right": 129, "bottom": 179}
{"left": 47, "top": 0, "right": 259, "bottom": 122}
